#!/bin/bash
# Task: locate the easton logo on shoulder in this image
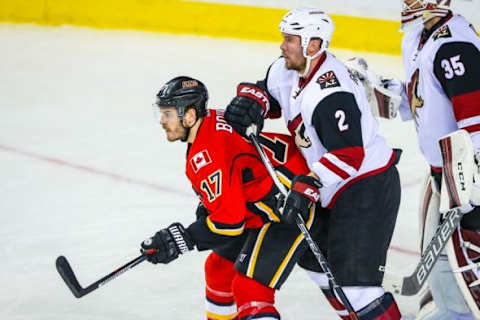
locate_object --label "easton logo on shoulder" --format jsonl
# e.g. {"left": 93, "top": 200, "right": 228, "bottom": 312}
{"left": 317, "top": 71, "right": 340, "bottom": 89}
{"left": 433, "top": 25, "right": 452, "bottom": 40}
{"left": 190, "top": 150, "right": 212, "bottom": 173}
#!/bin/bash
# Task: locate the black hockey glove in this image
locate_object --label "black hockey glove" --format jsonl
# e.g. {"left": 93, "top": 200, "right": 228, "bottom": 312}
{"left": 141, "top": 223, "right": 195, "bottom": 264}
{"left": 224, "top": 82, "right": 270, "bottom": 138}
{"left": 281, "top": 175, "right": 322, "bottom": 224}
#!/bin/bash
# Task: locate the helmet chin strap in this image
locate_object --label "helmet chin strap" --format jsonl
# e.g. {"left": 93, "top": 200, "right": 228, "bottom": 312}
{"left": 300, "top": 49, "right": 323, "bottom": 78}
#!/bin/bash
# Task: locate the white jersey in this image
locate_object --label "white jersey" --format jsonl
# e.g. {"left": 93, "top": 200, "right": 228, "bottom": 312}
{"left": 400, "top": 14, "right": 480, "bottom": 168}
{"left": 265, "top": 52, "right": 394, "bottom": 208}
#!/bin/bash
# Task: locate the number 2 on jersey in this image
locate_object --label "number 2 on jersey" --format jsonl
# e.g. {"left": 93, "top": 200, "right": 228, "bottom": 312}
{"left": 335, "top": 110, "right": 349, "bottom": 131}
{"left": 200, "top": 169, "right": 222, "bottom": 202}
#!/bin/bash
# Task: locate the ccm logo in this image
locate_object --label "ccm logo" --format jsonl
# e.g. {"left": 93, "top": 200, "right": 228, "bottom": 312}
{"left": 304, "top": 188, "right": 320, "bottom": 202}
{"left": 240, "top": 87, "right": 270, "bottom": 108}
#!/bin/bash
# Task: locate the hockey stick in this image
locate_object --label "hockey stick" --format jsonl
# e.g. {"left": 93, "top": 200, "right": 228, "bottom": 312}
{"left": 382, "top": 208, "right": 462, "bottom": 296}
{"left": 56, "top": 252, "right": 151, "bottom": 298}
{"left": 250, "top": 134, "right": 359, "bottom": 320}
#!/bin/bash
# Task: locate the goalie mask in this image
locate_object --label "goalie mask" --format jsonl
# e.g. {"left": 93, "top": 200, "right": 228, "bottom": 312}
{"left": 155, "top": 76, "right": 209, "bottom": 119}
{"left": 279, "top": 7, "right": 335, "bottom": 77}
{"left": 401, "top": 0, "right": 451, "bottom": 31}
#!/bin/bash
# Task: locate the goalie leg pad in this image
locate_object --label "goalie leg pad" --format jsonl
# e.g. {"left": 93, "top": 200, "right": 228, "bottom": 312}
{"left": 205, "top": 252, "right": 237, "bottom": 320}
{"left": 417, "top": 172, "right": 472, "bottom": 317}
{"left": 447, "top": 227, "right": 480, "bottom": 318}
{"left": 232, "top": 273, "right": 279, "bottom": 320}
{"left": 439, "top": 129, "right": 475, "bottom": 213}
{"left": 418, "top": 173, "right": 441, "bottom": 254}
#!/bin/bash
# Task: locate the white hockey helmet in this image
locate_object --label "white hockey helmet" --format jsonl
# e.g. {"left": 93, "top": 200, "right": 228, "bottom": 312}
{"left": 279, "top": 7, "right": 335, "bottom": 59}
{"left": 401, "top": 0, "right": 451, "bottom": 31}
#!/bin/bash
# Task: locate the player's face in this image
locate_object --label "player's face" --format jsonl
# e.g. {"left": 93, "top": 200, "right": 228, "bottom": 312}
{"left": 158, "top": 107, "right": 187, "bottom": 142}
{"left": 280, "top": 33, "right": 306, "bottom": 72}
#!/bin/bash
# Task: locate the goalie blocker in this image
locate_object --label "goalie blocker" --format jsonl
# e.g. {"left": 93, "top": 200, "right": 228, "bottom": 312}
{"left": 417, "top": 130, "right": 480, "bottom": 318}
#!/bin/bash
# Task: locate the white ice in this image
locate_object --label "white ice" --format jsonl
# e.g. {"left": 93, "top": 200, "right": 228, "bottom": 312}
{"left": 0, "top": 24, "right": 429, "bottom": 319}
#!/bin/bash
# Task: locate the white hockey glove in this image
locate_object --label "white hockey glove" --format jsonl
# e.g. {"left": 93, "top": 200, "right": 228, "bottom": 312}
{"left": 345, "top": 57, "right": 401, "bottom": 119}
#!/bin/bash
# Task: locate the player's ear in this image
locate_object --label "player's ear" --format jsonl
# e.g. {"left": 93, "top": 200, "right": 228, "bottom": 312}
{"left": 307, "top": 39, "right": 322, "bottom": 56}
{"left": 183, "top": 107, "right": 197, "bottom": 128}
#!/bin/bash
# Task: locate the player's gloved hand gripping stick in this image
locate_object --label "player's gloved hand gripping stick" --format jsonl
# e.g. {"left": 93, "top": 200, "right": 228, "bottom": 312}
{"left": 249, "top": 133, "right": 360, "bottom": 320}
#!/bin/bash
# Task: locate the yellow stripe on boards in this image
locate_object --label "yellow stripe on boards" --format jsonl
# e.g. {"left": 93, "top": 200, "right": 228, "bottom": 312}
{"left": 0, "top": 0, "right": 403, "bottom": 54}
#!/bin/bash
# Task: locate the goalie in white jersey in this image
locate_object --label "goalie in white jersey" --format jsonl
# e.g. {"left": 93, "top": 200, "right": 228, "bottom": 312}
{"left": 225, "top": 7, "right": 403, "bottom": 319}
{"left": 353, "top": 0, "right": 480, "bottom": 319}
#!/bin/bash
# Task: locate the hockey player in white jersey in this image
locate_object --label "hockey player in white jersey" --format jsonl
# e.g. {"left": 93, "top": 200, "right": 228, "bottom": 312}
{"left": 224, "top": 7, "right": 403, "bottom": 319}
{"left": 354, "top": 0, "right": 480, "bottom": 319}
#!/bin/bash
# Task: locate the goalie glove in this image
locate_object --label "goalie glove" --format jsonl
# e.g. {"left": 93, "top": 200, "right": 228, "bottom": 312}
{"left": 224, "top": 82, "right": 270, "bottom": 138}
{"left": 345, "top": 57, "right": 401, "bottom": 119}
{"left": 141, "top": 223, "right": 195, "bottom": 264}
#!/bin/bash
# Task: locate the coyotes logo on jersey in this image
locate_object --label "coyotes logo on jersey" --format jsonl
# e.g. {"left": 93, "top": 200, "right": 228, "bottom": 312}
{"left": 287, "top": 114, "right": 311, "bottom": 148}
{"left": 433, "top": 25, "right": 452, "bottom": 40}
{"left": 317, "top": 71, "right": 340, "bottom": 89}
{"left": 407, "top": 69, "right": 424, "bottom": 122}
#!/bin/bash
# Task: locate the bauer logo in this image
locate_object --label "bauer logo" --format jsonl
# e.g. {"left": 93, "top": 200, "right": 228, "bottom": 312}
{"left": 190, "top": 150, "right": 212, "bottom": 173}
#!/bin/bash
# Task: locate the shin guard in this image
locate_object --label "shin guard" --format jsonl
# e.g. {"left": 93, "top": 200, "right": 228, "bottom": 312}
{"left": 205, "top": 252, "right": 237, "bottom": 320}
{"left": 232, "top": 273, "right": 279, "bottom": 320}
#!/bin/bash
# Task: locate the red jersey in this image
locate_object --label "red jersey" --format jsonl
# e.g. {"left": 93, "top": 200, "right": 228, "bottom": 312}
{"left": 186, "top": 109, "right": 309, "bottom": 238}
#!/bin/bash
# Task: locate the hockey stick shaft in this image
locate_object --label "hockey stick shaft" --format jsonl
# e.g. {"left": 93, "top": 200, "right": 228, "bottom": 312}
{"left": 250, "top": 134, "right": 359, "bottom": 319}
{"left": 56, "top": 253, "right": 149, "bottom": 298}
{"left": 382, "top": 208, "right": 462, "bottom": 296}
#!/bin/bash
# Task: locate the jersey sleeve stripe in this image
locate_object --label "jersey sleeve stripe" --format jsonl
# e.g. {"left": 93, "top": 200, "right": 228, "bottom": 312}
{"left": 461, "top": 123, "right": 480, "bottom": 134}
{"left": 452, "top": 90, "right": 480, "bottom": 121}
{"left": 206, "top": 216, "right": 245, "bottom": 236}
{"left": 457, "top": 115, "right": 480, "bottom": 130}
{"left": 319, "top": 157, "right": 351, "bottom": 179}
{"left": 254, "top": 201, "right": 280, "bottom": 223}
{"left": 328, "top": 146, "right": 365, "bottom": 171}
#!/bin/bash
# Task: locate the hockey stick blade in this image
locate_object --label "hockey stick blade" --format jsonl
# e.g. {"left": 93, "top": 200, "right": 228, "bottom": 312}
{"left": 56, "top": 255, "right": 85, "bottom": 298}
{"left": 56, "top": 254, "right": 148, "bottom": 298}
{"left": 383, "top": 208, "right": 462, "bottom": 296}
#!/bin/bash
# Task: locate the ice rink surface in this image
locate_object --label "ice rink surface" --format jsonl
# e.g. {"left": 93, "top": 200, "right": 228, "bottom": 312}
{"left": 1, "top": 24, "right": 430, "bottom": 319}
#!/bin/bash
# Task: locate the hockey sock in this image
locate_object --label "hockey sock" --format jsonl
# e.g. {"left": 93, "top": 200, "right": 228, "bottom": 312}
{"left": 232, "top": 273, "right": 279, "bottom": 320}
{"left": 356, "top": 292, "right": 401, "bottom": 320}
{"left": 205, "top": 253, "right": 237, "bottom": 320}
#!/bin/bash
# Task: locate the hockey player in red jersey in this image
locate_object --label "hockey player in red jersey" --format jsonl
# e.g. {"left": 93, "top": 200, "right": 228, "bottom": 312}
{"left": 140, "top": 76, "right": 322, "bottom": 319}
{"left": 224, "top": 7, "right": 402, "bottom": 320}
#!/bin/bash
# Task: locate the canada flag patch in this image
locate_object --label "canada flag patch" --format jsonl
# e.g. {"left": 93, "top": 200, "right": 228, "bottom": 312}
{"left": 317, "top": 71, "right": 340, "bottom": 89}
{"left": 190, "top": 150, "right": 212, "bottom": 173}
